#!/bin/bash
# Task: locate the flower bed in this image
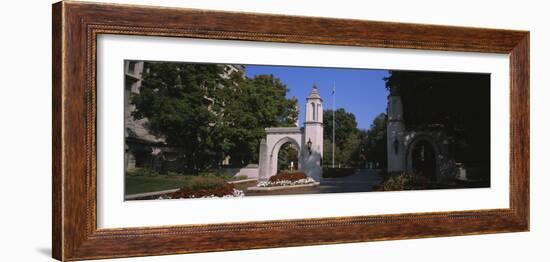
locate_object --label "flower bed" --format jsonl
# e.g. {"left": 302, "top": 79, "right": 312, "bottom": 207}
{"left": 257, "top": 171, "right": 315, "bottom": 187}
{"left": 169, "top": 183, "right": 233, "bottom": 198}
{"left": 156, "top": 175, "right": 245, "bottom": 199}
{"left": 269, "top": 171, "right": 307, "bottom": 182}
{"left": 158, "top": 187, "right": 245, "bottom": 199}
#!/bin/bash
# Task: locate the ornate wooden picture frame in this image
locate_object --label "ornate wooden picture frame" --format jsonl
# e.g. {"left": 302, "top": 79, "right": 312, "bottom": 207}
{"left": 52, "top": 1, "right": 529, "bottom": 261}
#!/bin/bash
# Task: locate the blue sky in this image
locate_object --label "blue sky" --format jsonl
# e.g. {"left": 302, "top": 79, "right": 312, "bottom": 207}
{"left": 245, "top": 65, "right": 390, "bottom": 130}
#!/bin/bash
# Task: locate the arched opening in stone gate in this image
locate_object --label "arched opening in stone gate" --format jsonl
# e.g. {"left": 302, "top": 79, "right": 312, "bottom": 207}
{"left": 269, "top": 136, "right": 302, "bottom": 177}
{"left": 277, "top": 142, "right": 300, "bottom": 173}
{"left": 410, "top": 140, "right": 437, "bottom": 181}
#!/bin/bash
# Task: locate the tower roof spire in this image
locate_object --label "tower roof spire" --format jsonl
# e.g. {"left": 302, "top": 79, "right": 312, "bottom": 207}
{"left": 307, "top": 84, "right": 322, "bottom": 100}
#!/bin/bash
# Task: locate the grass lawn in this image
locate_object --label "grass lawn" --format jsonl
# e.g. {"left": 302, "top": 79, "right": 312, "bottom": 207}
{"left": 125, "top": 173, "right": 250, "bottom": 195}
{"left": 125, "top": 175, "right": 194, "bottom": 195}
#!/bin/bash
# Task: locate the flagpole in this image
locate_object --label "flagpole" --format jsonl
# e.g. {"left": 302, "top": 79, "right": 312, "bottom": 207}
{"left": 332, "top": 81, "right": 335, "bottom": 168}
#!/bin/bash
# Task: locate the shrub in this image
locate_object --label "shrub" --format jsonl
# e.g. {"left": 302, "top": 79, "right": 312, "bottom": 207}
{"left": 322, "top": 168, "right": 356, "bottom": 178}
{"left": 169, "top": 176, "right": 236, "bottom": 198}
{"left": 269, "top": 171, "right": 307, "bottom": 183}
{"left": 197, "top": 170, "right": 235, "bottom": 180}
{"left": 182, "top": 176, "right": 227, "bottom": 191}
{"left": 374, "top": 172, "right": 430, "bottom": 191}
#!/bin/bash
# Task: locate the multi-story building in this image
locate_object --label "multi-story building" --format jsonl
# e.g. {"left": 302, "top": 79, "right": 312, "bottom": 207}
{"left": 124, "top": 61, "right": 167, "bottom": 172}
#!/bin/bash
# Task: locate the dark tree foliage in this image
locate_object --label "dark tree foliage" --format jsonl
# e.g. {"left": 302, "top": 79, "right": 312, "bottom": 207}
{"left": 323, "top": 108, "right": 362, "bottom": 167}
{"left": 384, "top": 71, "right": 491, "bottom": 163}
{"left": 131, "top": 63, "right": 298, "bottom": 172}
{"left": 362, "top": 113, "right": 388, "bottom": 168}
{"left": 324, "top": 109, "right": 358, "bottom": 147}
{"left": 277, "top": 142, "right": 299, "bottom": 172}
{"left": 132, "top": 62, "right": 230, "bottom": 172}
{"left": 219, "top": 74, "right": 299, "bottom": 166}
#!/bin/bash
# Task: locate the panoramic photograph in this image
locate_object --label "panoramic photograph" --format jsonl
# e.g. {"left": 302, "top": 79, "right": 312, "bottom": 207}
{"left": 123, "top": 60, "right": 491, "bottom": 201}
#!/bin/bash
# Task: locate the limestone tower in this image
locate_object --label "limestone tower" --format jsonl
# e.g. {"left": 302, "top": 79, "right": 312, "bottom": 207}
{"left": 303, "top": 85, "right": 324, "bottom": 181}
{"left": 386, "top": 85, "right": 406, "bottom": 172}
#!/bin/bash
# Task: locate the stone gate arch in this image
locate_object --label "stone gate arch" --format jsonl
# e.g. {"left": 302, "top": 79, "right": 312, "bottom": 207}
{"left": 258, "top": 127, "right": 303, "bottom": 181}
{"left": 256, "top": 86, "right": 324, "bottom": 182}
{"left": 405, "top": 134, "right": 441, "bottom": 181}
{"left": 270, "top": 136, "right": 302, "bottom": 176}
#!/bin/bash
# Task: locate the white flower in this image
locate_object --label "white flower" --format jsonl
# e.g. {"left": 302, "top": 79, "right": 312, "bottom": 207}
{"left": 194, "top": 189, "right": 245, "bottom": 198}
{"left": 157, "top": 195, "right": 172, "bottom": 200}
{"left": 257, "top": 181, "right": 270, "bottom": 187}
{"left": 256, "top": 177, "right": 315, "bottom": 187}
{"left": 232, "top": 188, "right": 245, "bottom": 197}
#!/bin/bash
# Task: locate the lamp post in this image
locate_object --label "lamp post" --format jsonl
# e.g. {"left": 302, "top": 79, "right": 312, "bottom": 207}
{"left": 307, "top": 138, "right": 312, "bottom": 155}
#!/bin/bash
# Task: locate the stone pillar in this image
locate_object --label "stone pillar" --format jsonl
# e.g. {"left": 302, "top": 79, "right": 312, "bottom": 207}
{"left": 303, "top": 85, "right": 324, "bottom": 182}
{"left": 258, "top": 139, "right": 269, "bottom": 181}
{"left": 387, "top": 86, "right": 406, "bottom": 173}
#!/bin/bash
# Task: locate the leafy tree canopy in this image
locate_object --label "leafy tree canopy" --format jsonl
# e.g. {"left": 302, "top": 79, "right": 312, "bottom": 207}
{"left": 323, "top": 108, "right": 363, "bottom": 167}
{"left": 218, "top": 74, "right": 299, "bottom": 166}
{"left": 361, "top": 113, "right": 387, "bottom": 167}
{"left": 131, "top": 63, "right": 298, "bottom": 172}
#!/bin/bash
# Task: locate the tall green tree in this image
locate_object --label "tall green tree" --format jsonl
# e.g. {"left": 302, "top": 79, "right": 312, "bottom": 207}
{"left": 361, "top": 113, "right": 387, "bottom": 168}
{"left": 132, "top": 62, "right": 232, "bottom": 172}
{"left": 323, "top": 109, "right": 359, "bottom": 147}
{"left": 277, "top": 143, "right": 299, "bottom": 171}
{"left": 132, "top": 63, "right": 298, "bottom": 171}
{"left": 323, "top": 108, "right": 362, "bottom": 167}
{"left": 220, "top": 74, "right": 298, "bottom": 166}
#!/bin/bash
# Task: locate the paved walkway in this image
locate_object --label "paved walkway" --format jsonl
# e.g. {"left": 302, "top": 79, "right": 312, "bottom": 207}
{"left": 320, "top": 169, "right": 383, "bottom": 194}
{"left": 243, "top": 169, "right": 383, "bottom": 196}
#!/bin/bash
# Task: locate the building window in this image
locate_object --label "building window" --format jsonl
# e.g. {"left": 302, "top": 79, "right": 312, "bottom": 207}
{"left": 128, "top": 61, "right": 137, "bottom": 74}
{"left": 311, "top": 102, "right": 316, "bottom": 121}
{"left": 317, "top": 104, "right": 321, "bottom": 121}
